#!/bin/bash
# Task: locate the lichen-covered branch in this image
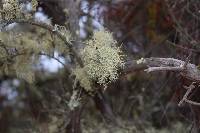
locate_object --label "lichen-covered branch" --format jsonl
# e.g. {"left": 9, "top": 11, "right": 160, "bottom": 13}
{"left": 144, "top": 66, "right": 184, "bottom": 73}
{"left": 124, "top": 57, "right": 200, "bottom": 82}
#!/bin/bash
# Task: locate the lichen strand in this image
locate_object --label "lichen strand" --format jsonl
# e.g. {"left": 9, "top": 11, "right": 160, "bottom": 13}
{"left": 68, "top": 90, "right": 81, "bottom": 110}
{"left": 82, "top": 29, "right": 124, "bottom": 85}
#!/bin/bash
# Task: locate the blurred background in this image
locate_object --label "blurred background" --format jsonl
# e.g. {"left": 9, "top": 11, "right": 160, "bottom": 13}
{"left": 0, "top": 0, "right": 200, "bottom": 132}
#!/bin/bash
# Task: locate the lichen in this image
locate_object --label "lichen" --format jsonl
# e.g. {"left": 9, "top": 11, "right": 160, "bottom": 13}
{"left": 14, "top": 55, "right": 35, "bottom": 83}
{"left": 53, "top": 24, "right": 72, "bottom": 44}
{"left": 82, "top": 29, "right": 124, "bottom": 85}
{"left": 0, "top": 0, "right": 38, "bottom": 20}
{"left": 31, "top": 0, "right": 38, "bottom": 12}
{"left": 0, "top": 22, "right": 73, "bottom": 83}
{"left": 1, "top": 0, "right": 22, "bottom": 20}
{"left": 0, "top": 46, "right": 7, "bottom": 58}
{"left": 68, "top": 90, "right": 81, "bottom": 110}
{"left": 73, "top": 68, "right": 92, "bottom": 91}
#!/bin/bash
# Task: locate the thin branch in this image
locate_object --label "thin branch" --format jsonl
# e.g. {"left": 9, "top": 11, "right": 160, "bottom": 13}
{"left": 185, "top": 99, "right": 200, "bottom": 106}
{"left": 178, "top": 83, "right": 195, "bottom": 106}
{"left": 38, "top": 52, "right": 71, "bottom": 72}
{"left": 144, "top": 66, "right": 184, "bottom": 73}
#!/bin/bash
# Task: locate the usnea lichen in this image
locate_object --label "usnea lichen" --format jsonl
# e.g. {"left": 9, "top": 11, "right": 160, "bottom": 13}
{"left": 82, "top": 29, "right": 124, "bottom": 85}
{"left": 0, "top": 23, "right": 72, "bottom": 83}
{"left": 14, "top": 56, "right": 35, "bottom": 83}
{"left": 73, "top": 68, "right": 92, "bottom": 91}
{"left": 0, "top": 0, "right": 38, "bottom": 20}
{"left": 68, "top": 90, "right": 81, "bottom": 110}
{"left": 53, "top": 24, "right": 72, "bottom": 44}
{"left": 0, "top": 26, "right": 70, "bottom": 83}
{"left": 31, "top": 0, "right": 38, "bottom": 12}
{"left": 1, "top": 0, "right": 22, "bottom": 20}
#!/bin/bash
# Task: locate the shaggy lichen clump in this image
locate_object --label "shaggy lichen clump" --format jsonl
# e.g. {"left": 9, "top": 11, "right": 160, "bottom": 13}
{"left": 82, "top": 29, "right": 124, "bottom": 85}
{"left": 1, "top": 0, "right": 22, "bottom": 20}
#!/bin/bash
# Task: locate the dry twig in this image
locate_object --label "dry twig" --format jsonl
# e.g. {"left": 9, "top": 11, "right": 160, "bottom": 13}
{"left": 178, "top": 83, "right": 195, "bottom": 106}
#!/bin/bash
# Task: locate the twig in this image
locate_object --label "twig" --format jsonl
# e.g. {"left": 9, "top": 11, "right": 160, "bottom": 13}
{"left": 39, "top": 53, "right": 68, "bottom": 69}
{"left": 185, "top": 99, "right": 200, "bottom": 106}
{"left": 178, "top": 83, "right": 195, "bottom": 106}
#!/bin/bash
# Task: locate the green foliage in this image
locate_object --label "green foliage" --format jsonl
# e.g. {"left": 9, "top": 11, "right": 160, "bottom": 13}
{"left": 82, "top": 29, "right": 124, "bottom": 85}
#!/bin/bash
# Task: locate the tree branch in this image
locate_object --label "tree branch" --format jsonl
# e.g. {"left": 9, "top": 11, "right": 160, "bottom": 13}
{"left": 178, "top": 83, "right": 195, "bottom": 106}
{"left": 124, "top": 57, "right": 200, "bottom": 82}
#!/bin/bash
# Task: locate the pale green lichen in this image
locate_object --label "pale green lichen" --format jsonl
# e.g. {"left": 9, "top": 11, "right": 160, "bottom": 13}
{"left": 73, "top": 68, "right": 92, "bottom": 91}
{"left": 0, "top": 26, "right": 69, "bottom": 84}
{"left": 31, "top": 0, "right": 38, "bottom": 12}
{"left": 14, "top": 56, "right": 35, "bottom": 83}
{"left": 1, "top": 0, "right": 22, "bottom": 20}
{"left": 0, "top": 47, "right": 7, "bottom": 58}
{"left": 68, "top": 90, "right": 81, "bottom": 110}
{"left": 82, "top": 29, "right": 124, "bottom": 85}
{"left": 0, "top": 0, "right": 38, "bottom": 20}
